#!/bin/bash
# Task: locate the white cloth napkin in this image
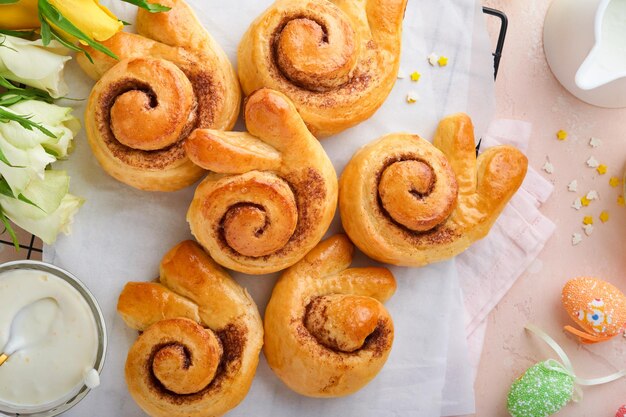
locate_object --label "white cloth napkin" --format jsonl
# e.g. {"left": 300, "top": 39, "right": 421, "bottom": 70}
{"left": 456, "top": 120, "right": 556, "bottom": 388}
{"left": 44, "top": 1, "right": 497, "bottom": 416}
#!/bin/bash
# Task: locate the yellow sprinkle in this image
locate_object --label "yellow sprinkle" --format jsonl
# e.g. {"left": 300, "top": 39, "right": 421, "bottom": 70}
{"left": 618, "top": 195, "right": 625, "bottom": 206}
{"left": 581, "top": 196, "right": 591, "bottom": 206}
{"left": 597, "top": 164, "right": 607, "bottom": 175}
{"left": 556, "top": 130, "right": 568, "bottom": 140}
{"left": 600, "top": 211, "right": 610, "bottom": 223}
{"left": 410, "top": 71, "right": 421, "bottom": 82}
{"left": 583, "top": 216, "right": 593, "bottom": 225}
{"left": 438, "top": 56, "right": 448, "bottom": 67}
{"left": 609, "top": 176, "right": 620, "bottom": 187}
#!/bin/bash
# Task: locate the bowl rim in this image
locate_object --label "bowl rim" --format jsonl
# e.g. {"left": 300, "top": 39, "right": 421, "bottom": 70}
{"left": 0, "top": 260, "right": 108, "bottom": 417}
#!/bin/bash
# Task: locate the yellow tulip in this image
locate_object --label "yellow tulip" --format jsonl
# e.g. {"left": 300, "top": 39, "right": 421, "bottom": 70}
{"left": 48, "top": 0, "right": 123, "bottom": 42}
{"left": 0, "top": 0, "right": 40, "bottom": 30}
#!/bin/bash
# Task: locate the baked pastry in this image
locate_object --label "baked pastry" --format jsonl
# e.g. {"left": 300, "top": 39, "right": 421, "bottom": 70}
{"left": 339, "top": 113, "right": 528, "bottom": 266}
{"left": 80, "top": 0, "right": 240, "bottom": 191}
{"left": 186, "top": 88, "right": 337, "bottom": 274}
{"left": 264, "top": 234, "right": 395, "bottom": 397}
{"left": 117, "top": 240, "right": 263, "bottom": 417}
{"left": 238, "top": 0, "right": 407, "bottom": 137}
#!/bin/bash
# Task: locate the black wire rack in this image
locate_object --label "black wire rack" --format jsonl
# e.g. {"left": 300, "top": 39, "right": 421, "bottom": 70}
{"left": 0, "top": 7, "right": 508, "bottom": 260}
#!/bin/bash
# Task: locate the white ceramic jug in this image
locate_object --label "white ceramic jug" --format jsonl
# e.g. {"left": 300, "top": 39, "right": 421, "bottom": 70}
{"left": 544, "top": 0, "right": 626, "bottom": 108}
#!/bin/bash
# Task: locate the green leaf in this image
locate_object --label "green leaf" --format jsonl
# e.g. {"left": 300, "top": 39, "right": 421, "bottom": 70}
{"left": 0, "top": 206, "right": 19, "bottom": 251}
{"left": 38, "top": 0, "right": 118, "bottom": 61}
{"left": 0, "top": 0, "right": 20, "bottom": 4}
{"left": 121, "top": 0, "right": 171, "bottom": 13}
{"left": 0, "top": 147, "right": 14, "bottom": 167}
{"left": 0, "top": 76, "right": 17, "bottom": 90}
{"left": 0, "top": 90, "right": 55, "bottom": 106}
{"left": 0, "top": 107, "right": 56, "bottom": 138}
{"left": 39, "top": 13, "right": 52, "bottom": 46}
{"left": 0, "top": 29, "right": 35, "bottom": 39}
{"left": 0, "top": 176, "right": 40, "bottom": 209}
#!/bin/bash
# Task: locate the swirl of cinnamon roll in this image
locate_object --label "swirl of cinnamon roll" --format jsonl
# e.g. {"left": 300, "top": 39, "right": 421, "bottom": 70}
{"left": 80, "top": 0, "right": 240, "bottom": 191}
{"left": 339, "top": 113, "right": 529, "bottom": 266}
{"left": 238, "top": 0, "right": 408, "bottom": 137}
{"left": 186, "top": 88, "right": 337, "bottom": 274}
{"left": 264, "top": 235, "right": 396, "bottom": 397}
{"left": 117, "top": 240, "right": 263, "bottom": 417}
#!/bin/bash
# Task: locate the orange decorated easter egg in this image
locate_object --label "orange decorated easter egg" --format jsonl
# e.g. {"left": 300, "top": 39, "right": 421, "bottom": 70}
{"left": 562, "top": 277, "right": 626, "bottom": 344}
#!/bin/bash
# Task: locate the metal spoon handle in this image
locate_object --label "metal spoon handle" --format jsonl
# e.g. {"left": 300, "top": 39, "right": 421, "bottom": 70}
{"left": 0, "top": 353, "right": 8, "bottom": 366}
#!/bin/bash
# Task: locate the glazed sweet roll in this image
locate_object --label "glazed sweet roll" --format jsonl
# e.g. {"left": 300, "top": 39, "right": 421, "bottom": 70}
{"left": 339, "top": 113, "right": 528, "bottom": 266}
{"left": 238, "top": 0, "right": 408, "bottom": 137}
{"left": 186, "top": 88, "right": 337, "bottom": 274}
{"left": 117, "top": 240, "right": 263, "bottom": 417}
{"left": 264, "top": 235, "right": 396, "bottom": 397}
{"left": 80, "top": 0, "right": 240, "bottom": 191}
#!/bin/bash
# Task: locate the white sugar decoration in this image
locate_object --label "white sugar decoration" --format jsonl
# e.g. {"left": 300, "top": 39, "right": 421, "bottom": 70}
{"left": 586, "top": 190, "right": 599, "bottom": 200}
{"left": 427, "top": 53, "right": 439, "bottom": 66}
{"left": 583, "top": 224, "right": 594, "bottom": 236}
{"left": 586, "top": 156, "right": 600, "bottom": 168}
{"left": 567, "top": 180, "right": 578, "bottom": 192}
{"left": 397, "top": 69, "right": 407, "bottom": 79}
{"left": 572, "top": 233, "right": 582, "bottom": 246}
{"left": 589, "top": 137, "right": 602, "bottom": 148}
{"left": 543, "top": 160, "right": 554, "bottom": 174}
{"left": 572, "top": 198, "right": 582, "bottom": 210}
{"left": 406, "top": 91, "right": 419, "bottom": 103}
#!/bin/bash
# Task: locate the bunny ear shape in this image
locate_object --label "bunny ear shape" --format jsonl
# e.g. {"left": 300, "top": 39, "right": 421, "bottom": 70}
{"left": 364, "top": 0, "right": 409, "bottom": 51}
{"left": 433, "top": 113, "right": 478, "bottom": 196}
{"left": 244, "top": 89, "right": 313, "bottom": 149}
{"left": 185, "top": 130, "right": 282, "bottom": 173}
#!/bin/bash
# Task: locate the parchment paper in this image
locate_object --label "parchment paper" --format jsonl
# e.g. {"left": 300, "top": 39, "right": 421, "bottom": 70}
{"left": 46, "top": 1, "right": 496, "bottom": 415}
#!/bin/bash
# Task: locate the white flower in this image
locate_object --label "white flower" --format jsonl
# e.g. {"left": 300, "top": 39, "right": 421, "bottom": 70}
{"left": 572, "top": 233, "right": 582, "bottom": 245}
{"left": 427, "top": 53, "right": 439, "bottom": 66}
{"left": 568, "top": 180, "right": 578, "bottom": 192}
{"left": 586, "top": 190, "right": 599, "bottom": 200}
{"left": 586, "top": 309, "right": 605, "bottom": 327}
{"left": 586, "top": 156, "right": 599, "bottom": 168}
{"left": 572, "top": 198, "right": 582, "bottom": 210}
{"left": 0, "top": 35, "right": 71, "bottom": 98}
{"left": 589, "top": 137, "right": 602, "bottom": 148}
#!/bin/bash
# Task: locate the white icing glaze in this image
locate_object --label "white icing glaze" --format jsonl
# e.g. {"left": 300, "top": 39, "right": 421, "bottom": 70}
{"left": 0, "top": 269, "right": 98, "bottom": 407}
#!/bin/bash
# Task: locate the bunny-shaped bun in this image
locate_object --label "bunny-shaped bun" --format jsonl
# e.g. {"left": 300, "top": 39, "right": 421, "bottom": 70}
{"left": 339, "top": 113, "right": 528, "bottom": 266}
{"left": 238, "top": 0, "right": 408, "bottom": 137}
{"left": 186, "top": 89, "right": 337, "bottom": 274}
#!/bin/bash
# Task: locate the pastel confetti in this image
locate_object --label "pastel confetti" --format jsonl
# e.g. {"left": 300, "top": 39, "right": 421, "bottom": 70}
{"left": 618, "top": 196, "right": 625, "bottom": 206}
{"left": 437, "top": 56, "right": 448, "bottom": 67}
{"left": 543, "top": 161, "right": 554, "bottom": 174}
{"left": 572, "top": 198, "right": 582, "bottom": 210}
{"left": 572, "top": 233, "right": 582, "bottom": 245}
{"left": 610, "top": 177, "right": 620, "bottom": 187}
{"left": 406, "top": 91, "right": 419, "bottom": 103}
{"left": 583, "top": 224, "right": 594, "bottom": 236}
{"left": 586, "top": 190, "right": 599, "bottom": 200}
{"left": 581, "top": 196, "right": 591, "bottom": 207}
{"left": 427, "top": 53, "right": 438, "bottom": 66}
{"left": 410, "top": 71, "right": 421, "bottom": 81}
{"left": 567, "top": 180, "right": 578, "bottom": 192}
{"left": 597, "top": 164, "right": 608, "bottom": 175}
{"left": 583, "top": 216, "right": 593, "bottom": 225}
{"left": 556, "top": 130, "right": 567, "bottom": 141}
{"left": 589, "top": 137, "right": 602, "bottom": 148}
{"left": 397, "top": 69, "right": 407, "bottom": 79}
{"left": 586, "top": 156, "right": 600, "bottom": 168}
{"left": 600, "top": 211, "right": 609, "bottom": 223}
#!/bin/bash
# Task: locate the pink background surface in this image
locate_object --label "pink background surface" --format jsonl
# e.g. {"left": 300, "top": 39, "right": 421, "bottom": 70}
{"left": 476, "top": 0, "right": 626, "bottom": 416}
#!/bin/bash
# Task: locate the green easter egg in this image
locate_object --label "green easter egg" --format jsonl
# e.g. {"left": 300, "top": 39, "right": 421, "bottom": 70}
{"left": 507, "top": 360, "right": 575, "bottom": 417}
